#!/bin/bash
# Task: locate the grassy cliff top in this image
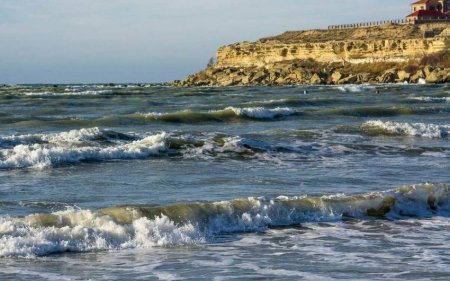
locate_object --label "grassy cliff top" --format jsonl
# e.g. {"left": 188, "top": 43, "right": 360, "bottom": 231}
{"left": 259, "top": 23, "right": 450, "bottom": 43}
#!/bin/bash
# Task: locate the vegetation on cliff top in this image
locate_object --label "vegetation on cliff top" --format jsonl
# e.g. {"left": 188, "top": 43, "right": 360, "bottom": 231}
{"left": 259, "top": 23, "right": 449, "bottom": 43}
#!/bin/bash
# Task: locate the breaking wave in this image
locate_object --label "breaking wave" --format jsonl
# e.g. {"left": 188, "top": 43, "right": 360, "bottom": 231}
{"left": 139, "top": 107, "right": 296, "bottom": 123}
{"left": 1, "top": 184, "right": 449, "bottom": 257}
{"left": 0, "top": 128, "right": 303, "bottom": 169}
{"left": 225, "top": 106, "right": 295, "bottom": 119}
{"left": 361, "top": 120, "right": 450, "bottom": 138}
{"left": 409, "top": 96, "right": 450, "bottom": 103}
{"left": 0, "top": 128, "right": 166, "bottom": 169}
{"left": 335, "top": 84, "right": 376, "bottom": 93}
{"left": 2, "top": 125, "right": 449, "bottom": 169}
{"left": 21, "top": 90, "right": 113, "bottom": 96}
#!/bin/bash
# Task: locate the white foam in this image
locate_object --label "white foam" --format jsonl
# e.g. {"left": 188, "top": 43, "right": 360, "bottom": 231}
{"left": 0, "top": 184, "right": 449, "bottom": 257}
{"left": 243, "top": 98, "right": 290, "bottom": 105}
{"left": 140, "top": 107, "right": 296, "bottom": 120}
{"left": 180, "top": 135, "right": 278, "bottom": 160}
{"left": 0, "top": 128, "right": 105, "bottom": 149}
{"left": 0, "top": 210, "right": 203, "bottom": 258}
{"left": 410, "top": 96, "right": 450, "bottom": 102}
{"left": 224, "top": 107, "right": 295, "bottom": 119}
{"left": 336, "top": 84, "right": 375, "bottom": 93}
{"left": 418, "top": 78, "right": 427, "bottom": 85}
{"left": 362, "top": 120, "right": 450, "bottom": 138}
{"left": 22, "top": 90, "right": 113, "bottom": 96}
{"left": 0, "top": 129, "right": 167, "bottom": 169}
{"left": 1, "top": 129, "right": 291, "bottom": 168}
{"left": 140, "top": 110, "right": 192, "bottom": 118}
{"left": 22, "top": 91, "right": 55, "bottom": 96}
{"left": 181, "top": 136, "right": 241, "bottom": 159}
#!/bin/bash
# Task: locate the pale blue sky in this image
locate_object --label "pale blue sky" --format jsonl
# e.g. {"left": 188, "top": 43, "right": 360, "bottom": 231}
{"left": 0, "top": 0, "right": 412, "bottom": 84}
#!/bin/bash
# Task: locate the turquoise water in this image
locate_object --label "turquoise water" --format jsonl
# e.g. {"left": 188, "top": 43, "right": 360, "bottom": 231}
{"left": 0, "top": 84, "right": 450, "bottom": 280}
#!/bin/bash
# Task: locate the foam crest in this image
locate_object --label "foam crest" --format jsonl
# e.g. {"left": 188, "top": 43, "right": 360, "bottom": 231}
{"left": 0, "top": 130, "right": 167, "bottom": 169}
{"left": 0, "top": 128, "right": 108, "bottom": 150}
{"left": 0, "top": 210, "right": 203, "bottom": 258}
{"left": 140, "top": 107, "right": 296, "bottom": 123}
{"left": 180, "top": 136, "right": 248, "bottom": 158}
{"left": 361, "top": 120, "right": 450, "bottom": 138}
{"left": 179, "top": 135, "right": 297, "bottom": 160}
{"left": 22, "top": 90, "right": 113, "bottom": 96}
{"left": 1, "top": 184, "right": 449, "bottom": 257}
{"left": 410, "top": 96, "right": 450, "bottom": 102}
{"left": 224, "top": 107, "right": 295, "bottom": 119}
{"left": 1, "top": 128, "right": 295, "bottom": 168}
{"left": 336, "top": 84, "right": 375, "bottom": 93}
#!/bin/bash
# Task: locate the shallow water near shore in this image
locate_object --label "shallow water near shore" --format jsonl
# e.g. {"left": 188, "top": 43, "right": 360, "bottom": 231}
{"left": 1, "top": 83, "right": 450, "bottom": 280}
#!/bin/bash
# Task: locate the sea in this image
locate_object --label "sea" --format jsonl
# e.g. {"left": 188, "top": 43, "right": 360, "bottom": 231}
{"left": 0, "top": 83, "right": 449, "bottom": 280}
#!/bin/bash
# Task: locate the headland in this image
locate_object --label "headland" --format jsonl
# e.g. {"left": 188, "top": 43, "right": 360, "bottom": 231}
{"left": 174, "top": 23, "right": 450, "bottom": 86}
{"left": 174, "top": 0, "right": 450, "bottom": 87}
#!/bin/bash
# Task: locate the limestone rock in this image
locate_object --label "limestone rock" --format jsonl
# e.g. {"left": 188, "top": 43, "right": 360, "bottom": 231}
{"left": 292, "top": 69, "right": 307, "bottom": 81}
{"left": 356, "top": 73, "right": 372, "bottom": 84}
{"left": 443, "top": 69, "right": 450, "bottom": 82}
{"left": 397, "top": 70, "right": 410, "bottom": 82}
{"left": 216, "top": 76, "right": 235, "bottom": 86}
{"left": 216, "top": 24, "right": 449, "bottom": 69}
{"left": 423, "top": 65, "right": 434, "bottom": 77}
{"left": 274, "top": 77, "right": 287, "bottom": 85}
{"left": 425, "top": 69, "right": 445, "bottom": 83}
{"left": 331, "top": 71, "right": 343, "bottom": 84}
{"left": 378, "top": 69, "right": 397, "bottom": 83}
{"left": 195, "top": 80, "right": 212, "bottom": 86}
{"left": 251, "top": 69, "right": 268, "bottom": 83}
{"left": 309, "top": 73, "right": 323, "bottom": 84}
{"left": 338, "top": 74, "right": 358, "bottom": 84}
{"left": 410, "top": 70, "right": 425, "bottom": 83}
{"left": 268, "top": 69, "right": 281, "bottom": 82}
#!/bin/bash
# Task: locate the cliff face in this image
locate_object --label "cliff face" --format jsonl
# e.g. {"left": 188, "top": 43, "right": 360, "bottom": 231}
{"left": 216, "top": 24, "right": 449, "bottom": 68}
{"left": 216, "top": 38, "right": 446, "bottom": 67}
{"left": 174, "top": 23, "right": 450, "bottom": 86}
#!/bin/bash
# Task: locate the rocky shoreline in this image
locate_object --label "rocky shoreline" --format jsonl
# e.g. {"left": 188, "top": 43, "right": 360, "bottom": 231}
{"left": 173, "top": 23, "right": 450, "bottom": 87}
{"left": 172, "top": 63, "right": 450, "bottom": 86}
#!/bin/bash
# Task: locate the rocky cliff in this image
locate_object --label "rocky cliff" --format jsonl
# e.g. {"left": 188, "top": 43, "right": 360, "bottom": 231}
{"left": 174, "top": 23, "right": 450, "bottom": 86}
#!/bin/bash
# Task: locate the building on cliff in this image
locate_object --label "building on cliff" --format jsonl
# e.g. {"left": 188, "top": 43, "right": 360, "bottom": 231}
{"left": 410, "top": 0, "right": 449, "bottom": 13}
{"left": 406, "top": 0, "right": 450, "bottom": 22}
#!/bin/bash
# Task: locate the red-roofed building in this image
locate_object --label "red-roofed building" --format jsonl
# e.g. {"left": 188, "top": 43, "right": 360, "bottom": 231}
{"left": 407, "top": 0, "right": 450, "bottom": 22}
{"left": 411, "top": 0, "right": 449, "bottom": 13}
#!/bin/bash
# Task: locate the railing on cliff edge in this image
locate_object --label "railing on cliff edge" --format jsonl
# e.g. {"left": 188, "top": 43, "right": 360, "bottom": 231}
{"left": 328, "top": 19, "right": 409, "bottom": 30}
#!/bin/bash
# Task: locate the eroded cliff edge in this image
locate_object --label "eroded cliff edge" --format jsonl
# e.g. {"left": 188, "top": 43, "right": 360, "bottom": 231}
{"left": 174, "top": 23, "right": 450, "bottom": 86}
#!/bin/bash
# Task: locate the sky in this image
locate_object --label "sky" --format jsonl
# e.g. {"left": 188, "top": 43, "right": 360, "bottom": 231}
{"left": 0, "top": 0, "right": 412, "bottom": 84}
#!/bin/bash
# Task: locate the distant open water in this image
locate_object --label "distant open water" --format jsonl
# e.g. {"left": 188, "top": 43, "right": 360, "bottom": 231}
{"left": 0, "top": 83, "right": 450, "bottom": 280}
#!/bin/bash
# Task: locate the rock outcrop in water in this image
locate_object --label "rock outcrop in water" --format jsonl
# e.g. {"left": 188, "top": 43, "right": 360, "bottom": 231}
{"left": 173, "top": 23, "right": 450, "bottom": 86}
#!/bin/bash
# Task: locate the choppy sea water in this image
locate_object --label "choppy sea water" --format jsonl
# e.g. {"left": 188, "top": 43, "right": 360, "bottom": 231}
{"left": 0, "top": 83, "right": 450, "bottom": 280}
